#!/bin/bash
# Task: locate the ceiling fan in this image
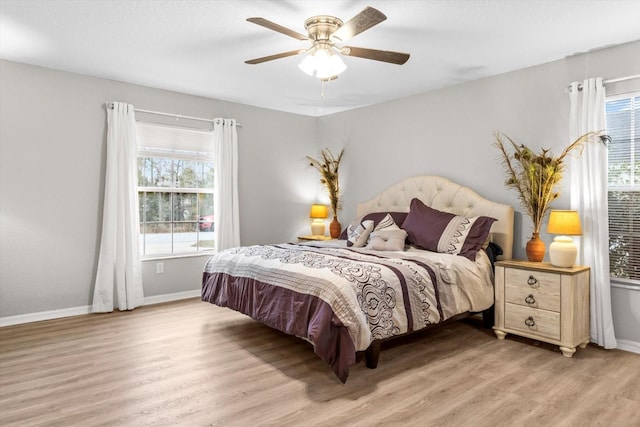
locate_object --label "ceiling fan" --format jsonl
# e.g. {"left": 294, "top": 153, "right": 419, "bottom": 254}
{"left": 245, "top": 6, "right": 410, "bottom": 80}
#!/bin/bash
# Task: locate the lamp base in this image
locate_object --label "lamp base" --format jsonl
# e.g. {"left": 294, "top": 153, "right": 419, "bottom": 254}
{"left": 549, "top": 236, "right": 577, "bottom": 268}
{"left": 311, "top": 219, "right": 325, "bottom": 236}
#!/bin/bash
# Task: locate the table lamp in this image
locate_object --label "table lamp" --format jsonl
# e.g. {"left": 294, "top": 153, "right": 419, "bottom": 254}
{"left": 309, "top": 204, "right": 328, "bottom": 236}
{"left": 547, "top": 210, "right": 582, "bottom": 267}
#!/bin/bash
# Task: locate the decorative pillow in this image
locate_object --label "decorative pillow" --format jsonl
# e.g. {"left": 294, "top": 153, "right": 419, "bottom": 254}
{"left": 339, "top": 212, "right": 408, "bottom": 240}
{"left": 402, "top": 198, "right": 497, "bottom": 260}
{"left": 366, "top": 229, "right": 408, "bottom": 251}
{"left": 346, "top": 219, "right": 374, "bottom": 247}
{"left": 372, "top": 213, "right": 401, "bottom": 232}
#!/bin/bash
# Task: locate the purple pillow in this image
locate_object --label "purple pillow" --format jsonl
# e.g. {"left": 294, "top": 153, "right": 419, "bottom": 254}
{"left": 339, "top": 212, "right": 408, "bottom": 240}
{"left": 402, "top": 198, "right": 496, "bottom": 260}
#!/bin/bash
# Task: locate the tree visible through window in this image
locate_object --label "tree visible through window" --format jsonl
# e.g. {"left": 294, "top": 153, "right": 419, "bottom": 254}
{"left": 606, "top": 93, "right": 639, "bottom": 283}
{"left": 136, "top": 123, "right": 215, "bottom": 256}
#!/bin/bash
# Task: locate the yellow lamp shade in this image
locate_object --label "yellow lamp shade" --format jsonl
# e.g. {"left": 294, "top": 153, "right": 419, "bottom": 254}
{"left": 547, "top": 210, "right": 582, "bottom": 235}
{"left": 309, "top": 204, "right": 329, "bottom": 219}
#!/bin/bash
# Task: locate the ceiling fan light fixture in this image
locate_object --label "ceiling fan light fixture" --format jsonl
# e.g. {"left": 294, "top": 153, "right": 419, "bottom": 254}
{"left": 298, "top": 48, "right": 346, "bottom": 79}
{"left": 298, "top": 53, "right": 317, "bottom": 76}
{"left": 247, "top": 7, "right": 409, "bottom": 77}
{"left": 320, "top": 53, "right": 347, "bottom": 78}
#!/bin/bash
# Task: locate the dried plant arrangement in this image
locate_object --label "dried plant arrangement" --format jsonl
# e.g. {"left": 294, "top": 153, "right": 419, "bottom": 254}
{"left": 494, "top": 130, "right": 609, "bottom": 235}
{"left": 306, "top": 147, "right": 344, "bottom": 218}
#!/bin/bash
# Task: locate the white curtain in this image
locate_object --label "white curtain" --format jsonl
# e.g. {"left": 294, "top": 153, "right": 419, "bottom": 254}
{"left": 93, "top": 102, "right": 144, "bottom": 312}
{"left": 569, "top": 78, "right": 617, "bottom": 348}
{"left": 213, "top": 118, "right": 240, "bottom": 251}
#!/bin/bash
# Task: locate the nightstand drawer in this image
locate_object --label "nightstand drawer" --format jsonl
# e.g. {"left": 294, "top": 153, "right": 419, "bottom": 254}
{"left": 505, "top": 268, "right": 560, "bottom": 311}
{"left": 505, "top": 303, "right": 560, "bottom": 341}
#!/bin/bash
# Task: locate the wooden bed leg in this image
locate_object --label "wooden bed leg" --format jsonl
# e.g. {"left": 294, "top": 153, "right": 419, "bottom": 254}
{"left": 365, "top": 341, "right": 381, "bottom": 369}
{"left": 482, "top": 306, "right": 495, "bottom": 329}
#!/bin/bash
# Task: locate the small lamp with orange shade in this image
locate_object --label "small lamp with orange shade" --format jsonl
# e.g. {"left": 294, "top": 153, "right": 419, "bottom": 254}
{"left": 547, "top": 210, "right": 582, "bottom": 267}
{"left": 309, "top": 204, "right": 329, "bottom": 236}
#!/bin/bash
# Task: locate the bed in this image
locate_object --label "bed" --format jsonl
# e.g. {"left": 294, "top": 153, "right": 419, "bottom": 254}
{"left": 202, "top": 175, "right": 514, "bottom": 382}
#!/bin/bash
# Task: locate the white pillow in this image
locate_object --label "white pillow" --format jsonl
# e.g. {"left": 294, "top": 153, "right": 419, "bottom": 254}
{"left": 347, "top": 220, "right": 374, "bottom": 247}
{"left": 366, "top": 229, "right": 408, "bottom": 251}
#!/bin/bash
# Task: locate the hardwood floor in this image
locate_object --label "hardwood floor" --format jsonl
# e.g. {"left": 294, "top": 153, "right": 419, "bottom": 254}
{"left": 1, "top": 298, "right": 639, "bottom": 426}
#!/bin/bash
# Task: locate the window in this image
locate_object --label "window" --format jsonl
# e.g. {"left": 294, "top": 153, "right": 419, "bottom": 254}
{"left": 136, "top": 123, "right": 215, "bottom": 257}
{"left": 606, "top": 92, "right": 639, "bottom": 283}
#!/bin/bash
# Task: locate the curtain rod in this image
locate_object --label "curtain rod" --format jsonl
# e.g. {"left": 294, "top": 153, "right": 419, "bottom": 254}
{"left": 568, "top": 74, "right": 640, "bottom": 91}
{"left": 105, "top": 103, "right": 242, "bottom": 127}
{"left": 604, "top": 74, "right": 640, "bottom": 84}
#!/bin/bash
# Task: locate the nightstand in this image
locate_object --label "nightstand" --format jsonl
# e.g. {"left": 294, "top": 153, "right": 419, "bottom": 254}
{"left": 493, "top": 260, "right": 590, "bottom": 357}
{"left": 297, "top": 235, "right": 335, "bottom": 242}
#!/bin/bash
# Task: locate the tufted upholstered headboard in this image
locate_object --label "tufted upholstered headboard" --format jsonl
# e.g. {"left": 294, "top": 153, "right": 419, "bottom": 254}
{"left": 356, "top": 176, "right": 514, "bottom": 260}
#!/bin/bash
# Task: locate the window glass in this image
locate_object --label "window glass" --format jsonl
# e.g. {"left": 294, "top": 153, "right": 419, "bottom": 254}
{"left": 606, "top": 93, "right": 639, "bottom": 283}
{"left": 136, "top": 124, "right": 215, "bottom": 257}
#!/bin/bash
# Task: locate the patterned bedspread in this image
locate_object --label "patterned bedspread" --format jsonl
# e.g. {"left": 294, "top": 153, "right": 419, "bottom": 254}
{"left": 202, "top": 243, "right": 494, "bottom": 382}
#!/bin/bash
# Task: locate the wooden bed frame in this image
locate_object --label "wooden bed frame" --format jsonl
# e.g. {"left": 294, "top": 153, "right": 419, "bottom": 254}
{"left": 354, "top": 175, "right": 514, "bottom": 368}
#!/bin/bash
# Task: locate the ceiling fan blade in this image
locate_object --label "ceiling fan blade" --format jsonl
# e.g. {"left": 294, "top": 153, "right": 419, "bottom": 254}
{"left": 245, "top": 50, "right": 302, "bottom": 65}
{"left": 247, "top": 17, "right": 309, "bottom": 41}
{"left": 342, "top": 46, "right": 410, "bottom": 65}
{"left": 330, "top": 7, "right": 387, "bottom": 43}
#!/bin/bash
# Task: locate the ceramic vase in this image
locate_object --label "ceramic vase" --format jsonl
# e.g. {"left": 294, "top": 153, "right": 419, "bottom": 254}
{"left": 526, "top": 232, "right": 545, "bottom": 262}
{"left": 329, "top": 216, "right": 341, "bottom": 238}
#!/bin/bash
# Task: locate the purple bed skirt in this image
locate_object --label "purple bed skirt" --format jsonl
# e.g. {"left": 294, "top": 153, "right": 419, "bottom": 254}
{"left": 202, "top": 271, "right": 357, "bottom": 382}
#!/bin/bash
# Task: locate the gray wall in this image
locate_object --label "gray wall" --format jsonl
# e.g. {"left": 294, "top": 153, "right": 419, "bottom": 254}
{"left": 1, "top": 40, "right": 638, "bottom": 348}
{"left": 317, "top": 40, "right": 640, "bottom": 349}
{"left": 0, "top": 60, "right": 317, "bottom": 318}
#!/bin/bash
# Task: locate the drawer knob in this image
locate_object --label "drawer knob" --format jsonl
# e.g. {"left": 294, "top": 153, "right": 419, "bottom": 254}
{"left": 527, "top": 275, "right": 539, "bottom": 287}
{"left": 525, "top": 294, "right": 536, "bottom": 305}
{"left": 524, "top": 316, "right": 536, "bottom": 327}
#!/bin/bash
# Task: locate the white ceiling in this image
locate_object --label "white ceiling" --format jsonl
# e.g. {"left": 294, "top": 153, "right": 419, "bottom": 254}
{"left": 1, "top": 0, "right": 639, "bottom": 117}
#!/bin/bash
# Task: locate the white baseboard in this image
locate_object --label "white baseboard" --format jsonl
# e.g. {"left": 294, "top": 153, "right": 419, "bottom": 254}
{"left": 616, "top": 338, "right": 640, "bottom": 354}
{"left": 0, "top": 289, "right": 201, "bottom": 327}
{"left": 0, "top": 306, "right": 92, "bottom": 327}
{"left": 143, "top": 289, "right": 201, "bottom": 305}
